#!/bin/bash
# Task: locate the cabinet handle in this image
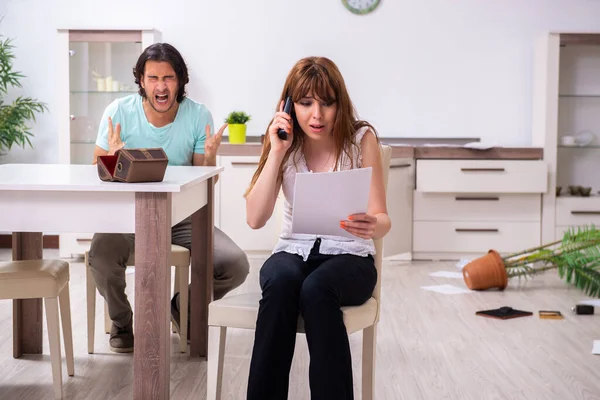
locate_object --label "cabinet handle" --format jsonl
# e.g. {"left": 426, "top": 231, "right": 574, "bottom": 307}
{"left": 76, "top": 238, "right": 92, "bottom": 242}
{"left": 460, "top": 168, "right": 505, "bottom": 172}
{"left": 455, "top": 196, "right": 500, "bottom": 201}
{"left": 455, "top": 228, "right": 499, "bottom": 233}
{"left": 231, "top": 161, "right": 259, "bottom": 166}
{"left": 390, "top": 163, "right": 411, "bottom": 169}
{"left": 571, "top": 211, "right": 600, "bottom": 215}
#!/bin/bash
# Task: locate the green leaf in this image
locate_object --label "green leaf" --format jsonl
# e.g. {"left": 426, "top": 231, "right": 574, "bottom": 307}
{"left": 224, "top": 111, "right": 251, "bottom": 124}
{"left": 0, "top": 31, "right": 46, "bottom": 152}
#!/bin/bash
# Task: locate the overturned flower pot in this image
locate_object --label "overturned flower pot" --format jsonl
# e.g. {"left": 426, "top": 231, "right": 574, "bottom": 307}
{"left": 462, "top": 249, "right": 508, "bottom": 290}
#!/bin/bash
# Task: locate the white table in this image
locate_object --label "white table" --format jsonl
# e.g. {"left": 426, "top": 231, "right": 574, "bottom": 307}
{"left": 0, "top": 163, "right": 223, "bottom": 399}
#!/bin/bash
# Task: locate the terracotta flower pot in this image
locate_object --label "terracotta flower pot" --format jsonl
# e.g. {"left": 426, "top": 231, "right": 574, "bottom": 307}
{"left": 462, "top": 249, "right": 508, "bottom": 290}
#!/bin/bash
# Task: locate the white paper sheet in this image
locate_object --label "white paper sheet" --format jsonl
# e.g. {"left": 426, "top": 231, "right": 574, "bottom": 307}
{"left": 429, "top": 271, "right": 464, "bottom": 279}
{"left": 420, "top": 284, "right": 472, "bottom": 294}
{"left": 578, "top": 299, "right": 600, "bottom": 307}
{"left": 422, "top": 143, "right": 462, "bottom": 147}
{"left": 291, "top": 167, "right": 372, "bottom": 239}
{"left": 463, "top": 142, "right": 498, "bottom": 150}
{"left": 592, "top": 340, "right": 600, "bottom": 355}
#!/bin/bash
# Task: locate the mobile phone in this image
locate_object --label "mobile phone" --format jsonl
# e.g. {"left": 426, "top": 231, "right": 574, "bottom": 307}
{"left": 277, "top": 96, "right": 293, "bottom": 140}
{"left": 475, "top": 306, "right": 532, "bottom": 320}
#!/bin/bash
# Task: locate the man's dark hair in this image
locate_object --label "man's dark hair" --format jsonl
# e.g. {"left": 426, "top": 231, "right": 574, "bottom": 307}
{"left": 133, "top": 43, "right": 189, "bottom": 103}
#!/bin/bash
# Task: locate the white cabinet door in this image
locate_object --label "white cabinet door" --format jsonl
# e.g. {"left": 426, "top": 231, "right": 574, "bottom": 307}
{"left": 416, "top": 160, "right": 548, "bottom": 193}
{"left": 214, "top": 156, "right": 222, "bottom": 229}
{"left": 218, "top": 156, "right": 282, "bottom": 252}
{"left": 384, "top": 158, "right": 414, "bottom": 258}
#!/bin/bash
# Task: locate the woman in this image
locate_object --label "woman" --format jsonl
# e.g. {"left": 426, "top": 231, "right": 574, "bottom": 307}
{"left": 244, "top": 56, "right": 391, "bottom": 400}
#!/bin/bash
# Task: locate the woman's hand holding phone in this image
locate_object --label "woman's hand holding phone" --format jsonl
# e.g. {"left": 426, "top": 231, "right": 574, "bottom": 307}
{"left": 268, "top": 99, "right": 294, "bottom": 155}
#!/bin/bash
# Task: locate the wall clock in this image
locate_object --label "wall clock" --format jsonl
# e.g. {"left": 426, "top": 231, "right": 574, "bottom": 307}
{"left": 342, "top": 0, "right": 381, "bottom": 15}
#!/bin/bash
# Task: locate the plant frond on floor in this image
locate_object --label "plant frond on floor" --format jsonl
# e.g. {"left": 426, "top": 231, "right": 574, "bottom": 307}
{"left": 503, "top": 225, "right": 600, "bottom": 297}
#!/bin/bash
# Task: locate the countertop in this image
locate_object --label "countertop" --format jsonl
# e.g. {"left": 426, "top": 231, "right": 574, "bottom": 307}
{"left": 219, "top": 138, "right": 543, "bottom": 160}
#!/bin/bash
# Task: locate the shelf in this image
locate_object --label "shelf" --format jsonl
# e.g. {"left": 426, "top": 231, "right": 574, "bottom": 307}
{"left": 70, "top": 91, "right": 136, "bottom": 94}
{"left": 559, "top": 94, "right": 600, "bottom": 98}
{"left": 556, "top": 194, "right": 600, "bottom": 199}
{"left": 558, "top": 145, "right": 600, "bottom": 149}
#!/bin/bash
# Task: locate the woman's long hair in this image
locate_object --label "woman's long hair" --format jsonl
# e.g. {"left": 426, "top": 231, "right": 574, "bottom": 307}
{"left": 244, "top": 56, "right": 378, "bottom": 197}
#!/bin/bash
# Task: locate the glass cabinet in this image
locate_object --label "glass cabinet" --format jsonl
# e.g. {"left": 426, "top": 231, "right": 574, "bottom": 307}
{"left": 59, "top": 29, "right": 160, "bottom": 165}
{"left": 533, "top": 32, "right": 600, "bottom": 244}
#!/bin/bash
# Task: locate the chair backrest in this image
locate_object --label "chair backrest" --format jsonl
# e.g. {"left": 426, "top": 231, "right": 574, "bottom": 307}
{"left": 372, "top": 145, "right": 391, "bottom": 322}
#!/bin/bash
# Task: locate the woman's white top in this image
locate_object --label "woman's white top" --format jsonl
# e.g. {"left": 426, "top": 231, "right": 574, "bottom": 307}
{"left": 272, "top": 126, "right": 376, "bottom": 261}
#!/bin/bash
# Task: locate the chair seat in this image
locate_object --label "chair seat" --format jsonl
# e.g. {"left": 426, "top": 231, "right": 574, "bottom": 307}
{"left": 209, "top": 292, "right": 378, "bottom": 335}
{"left": 126, "top": 244, "right": 190, "bottom": 267}
{"left": 0, "top": 259, "right": 69, "bottom": 300}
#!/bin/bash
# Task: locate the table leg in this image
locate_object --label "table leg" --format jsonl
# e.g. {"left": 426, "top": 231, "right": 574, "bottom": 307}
{"left": 12, "top": 232, "right": 43, "bottom": 358}
{"left": 134, "top": 192, "right": 172, "bottom": 399}
{"left": 190, "top": 177, "right": 214, "bottom": 358}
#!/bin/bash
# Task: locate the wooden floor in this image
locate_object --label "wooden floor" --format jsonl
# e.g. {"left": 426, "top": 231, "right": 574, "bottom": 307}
{"left": 0, "top": 249, "right": 599, "bottom": 400}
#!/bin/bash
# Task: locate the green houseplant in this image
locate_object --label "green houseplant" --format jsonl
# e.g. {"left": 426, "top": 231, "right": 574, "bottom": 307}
{"left": 225, "top": 111, "right": 251, "bottom": 144}
{"left": 463, "top": 225, "right": 600, "bottom": 297}
{"left": 0, "top": 34, "right": 47, "bottom": 153}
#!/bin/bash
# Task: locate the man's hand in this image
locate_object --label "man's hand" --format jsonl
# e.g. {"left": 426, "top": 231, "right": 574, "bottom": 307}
{"left": 204, "top": 123, "right": 227, "bottom": 166}
{"left": 107, "top": 116, "right": 125, "bottom": 155}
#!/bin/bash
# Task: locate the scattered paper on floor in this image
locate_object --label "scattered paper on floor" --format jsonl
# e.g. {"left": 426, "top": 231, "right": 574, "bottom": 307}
{"left": 429, "top": 271, "right": 464, "bottom": 279}
{"left": 421, "top": 284, "right": 472, "bottom": 294}
{"left": 592, "top": 340, "right": 600, "bottom": 355}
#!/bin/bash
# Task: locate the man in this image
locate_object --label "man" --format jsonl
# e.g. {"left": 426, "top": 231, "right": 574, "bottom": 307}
{"left": 90, "top": 43, "right": 249, "bottom": 353}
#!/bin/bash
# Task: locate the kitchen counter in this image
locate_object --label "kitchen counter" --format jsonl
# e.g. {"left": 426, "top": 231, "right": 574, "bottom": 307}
{"left": 220, "top": 143, "right": 264, "bottom": 156}
{"left": 220, "top": 141, "right": 543, "bottom": 160}
{"left": 412, "top": 146, "right": 543, "bottom": 160}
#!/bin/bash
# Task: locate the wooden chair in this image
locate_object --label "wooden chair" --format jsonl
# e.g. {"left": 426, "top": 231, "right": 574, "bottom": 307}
{"left": 85, "top": 244, "right": 191, "bottom": 353}
{"left": 206, "top": 145, "right": 392, "bottom": 399}
{"left": 0, "top": 259, "right": 74, "bottom": 399}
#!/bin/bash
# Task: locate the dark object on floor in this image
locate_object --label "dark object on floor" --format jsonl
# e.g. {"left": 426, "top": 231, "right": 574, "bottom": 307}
{"left": 539, "top": 310, "right": 564, "bottom": 319}
{"left": 476, "top": 306, "right": 533, "bottom": 320}
{"left": 572, "top": 304, "right": 595, "bottom": 315}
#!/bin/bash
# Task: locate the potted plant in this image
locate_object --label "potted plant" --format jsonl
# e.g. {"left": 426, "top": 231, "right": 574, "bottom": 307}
{"left": 224, "top": 111, "right": 251, "bottom": 144}
{"left": 0, "top": 34, "right": 47, "bottom": 153}
{"left": 462, "top": 225, "right": 600, "bottom": 297}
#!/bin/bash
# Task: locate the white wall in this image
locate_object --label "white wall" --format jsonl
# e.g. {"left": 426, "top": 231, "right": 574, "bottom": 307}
{"left": 2, "top": 0, "right": 600, "bottom": 163}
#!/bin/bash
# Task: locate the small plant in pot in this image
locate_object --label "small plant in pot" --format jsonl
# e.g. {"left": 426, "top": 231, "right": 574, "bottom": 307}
{"left": 463, "top": 225, "right": 600, "bottom": 297}
{"left": 224, "top": 111, "right": 251, "bottom": 144}
{"left": 0, "top": 33, "right": 47, "bottom": 154}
